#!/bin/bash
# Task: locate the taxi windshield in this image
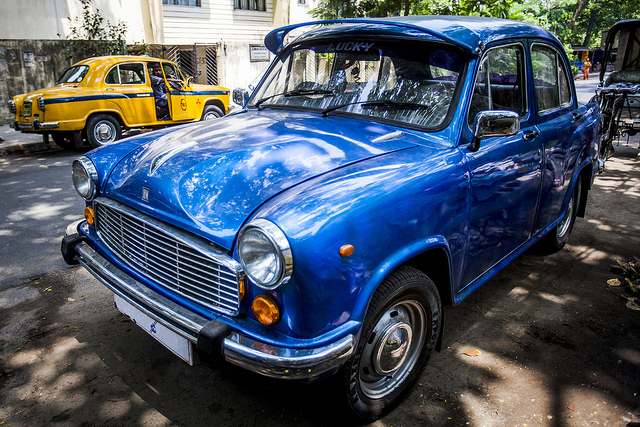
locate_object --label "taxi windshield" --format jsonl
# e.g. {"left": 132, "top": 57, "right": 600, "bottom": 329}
{"left": 250, "top": 39, "right": 465, "bottom": 129}
{"left": 57, "top": 65, "right": 90, "bottom": 84}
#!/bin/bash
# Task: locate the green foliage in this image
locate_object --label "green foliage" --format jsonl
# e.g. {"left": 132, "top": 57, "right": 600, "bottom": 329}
{"left": 61, "top": 0, "right": 128, "bottom": 59}
{"left": 310, "top": 0, "right": 640, "bottom": 50}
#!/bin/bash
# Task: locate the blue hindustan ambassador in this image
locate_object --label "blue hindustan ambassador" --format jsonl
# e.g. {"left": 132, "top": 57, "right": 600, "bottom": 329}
{"left": 62, "top": 16, "right": 603, "bottom": 420}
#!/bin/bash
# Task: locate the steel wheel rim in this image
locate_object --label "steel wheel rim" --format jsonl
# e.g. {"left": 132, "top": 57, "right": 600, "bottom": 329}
{"left": 557, "top": 193, "right": 574, "bottom": 238}
{"left": 203, "top": 111, "right": 219, "bottom": 121}
{"left": 93, "top": 120, "right": 116, "bottom": 144}
{"left": 358, "top": 300, "right": 426, "bottom": 399}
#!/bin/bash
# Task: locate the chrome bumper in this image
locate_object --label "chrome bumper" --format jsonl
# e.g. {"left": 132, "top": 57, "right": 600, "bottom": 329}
{"left": 14, "top": 121, "right": 59, "bottom": 130}
{"left": 65, "top": 222, "right": 354, "bottom": 380}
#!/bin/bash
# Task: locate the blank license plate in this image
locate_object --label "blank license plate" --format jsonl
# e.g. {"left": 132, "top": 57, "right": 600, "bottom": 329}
{"left": 114, "top": 294, "right": 193, "bottom": 365}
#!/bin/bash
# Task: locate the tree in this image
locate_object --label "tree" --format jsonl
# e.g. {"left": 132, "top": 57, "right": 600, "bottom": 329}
{"left": 62, "top": 0, "right": 128, "bottom": 59}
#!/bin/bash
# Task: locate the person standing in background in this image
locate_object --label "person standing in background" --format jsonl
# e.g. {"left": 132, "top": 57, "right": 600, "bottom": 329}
{"left": 583, "top": 58, "right": 592, "bottom": 80}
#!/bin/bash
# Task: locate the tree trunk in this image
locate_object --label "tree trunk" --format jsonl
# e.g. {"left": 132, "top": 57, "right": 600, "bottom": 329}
{"left": 568, "top": 0, "right": 589, "bottom": 31}
{"left": 404, "top": 0, "right": 410, "bottom": 16}
{"left": 582, "top": 8, "right": 597, "bottom": 46}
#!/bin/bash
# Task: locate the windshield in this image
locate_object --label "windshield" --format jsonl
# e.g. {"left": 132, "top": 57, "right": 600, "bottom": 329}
{"left": 250, "top": 40, "right": 465, "bottom": 128}
{"left": 57, "top": 65, "right": 90, "bottom": 84}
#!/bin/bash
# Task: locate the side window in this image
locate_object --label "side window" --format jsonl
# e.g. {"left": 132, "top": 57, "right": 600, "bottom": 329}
{"left": 468, "top": 44, "right": 527, "bottom": 127}
{"left": 162, "top": 63, "right": 181, "bottom": 80}
{"left": 105, "top": 66, "right": 119, "bottom": 84}
{"left": 119, "top": 63, "right": 145, "bottom": 84}
{"left": 532, "top": 44, "right": 572, "bottom": 112}
{"left": 105, "top": 63, "right": 145, "bottom": 85}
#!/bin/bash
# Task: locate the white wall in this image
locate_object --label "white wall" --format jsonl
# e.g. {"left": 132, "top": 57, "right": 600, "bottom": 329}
{"left": 0, "top": 0, "right": 153, "bottom": 44}
{"left": 162, "top": 0, "right": 274, "bottom": 44}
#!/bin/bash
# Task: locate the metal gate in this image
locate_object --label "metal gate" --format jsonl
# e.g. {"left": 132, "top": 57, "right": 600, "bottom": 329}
{"left": 129, "top": 44, "right": 219, "bottom": 85}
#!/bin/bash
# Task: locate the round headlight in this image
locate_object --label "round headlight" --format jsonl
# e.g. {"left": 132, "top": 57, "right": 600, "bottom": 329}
{"left": 238, "top": 219, "right": 292, "bottom": 289}
{"left": 72, "top": 157, "right": 99, "bottom": 201}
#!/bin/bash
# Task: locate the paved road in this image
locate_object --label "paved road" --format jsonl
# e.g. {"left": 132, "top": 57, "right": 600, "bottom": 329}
{"left": 0, "top": 149, "right": 88, "bottom": 290}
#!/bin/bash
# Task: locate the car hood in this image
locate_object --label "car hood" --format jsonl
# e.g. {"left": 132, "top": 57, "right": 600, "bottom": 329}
{"left": 104, "top": 110, "right": 419, "bottom": 249}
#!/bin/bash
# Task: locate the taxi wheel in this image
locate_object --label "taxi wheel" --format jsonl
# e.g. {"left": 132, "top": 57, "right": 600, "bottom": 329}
{"left": 341, "top": 266, "right": 441, "bottom": 421}
{"left": 201, "top": 105, "right": 224, "bottom": 121}
{"left": 86, "top": 114, "right": 122, "bottom": 148}
{"left": 51, "top": 132, "right": 75, "bottom": 149}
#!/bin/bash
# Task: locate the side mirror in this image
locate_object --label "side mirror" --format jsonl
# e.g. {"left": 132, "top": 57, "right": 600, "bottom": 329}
{"left": 233, "top": 88, "right": 250, "bottom": 107}
{"left": 186, "top": 76, "right": 194, "bottom": 86}
{"left": 468, "top": 110, "right": 520, "bottom": 152}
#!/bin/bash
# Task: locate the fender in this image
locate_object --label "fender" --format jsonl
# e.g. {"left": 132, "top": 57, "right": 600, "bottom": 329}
{"left": 352, "top": 235, "right": 453, "bottom": 323}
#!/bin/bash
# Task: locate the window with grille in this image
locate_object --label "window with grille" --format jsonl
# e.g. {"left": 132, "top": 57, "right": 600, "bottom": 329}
{"left": 234, "top": 0, "right": 266, "bottom": 11}
{"left": 163, "top": 0, "right": 201, "bottom": 6}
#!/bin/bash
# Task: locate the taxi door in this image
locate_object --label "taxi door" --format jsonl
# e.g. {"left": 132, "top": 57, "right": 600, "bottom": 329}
{"left": 103, "top": 62, "right": 155, "bottom": 125}
{"left": 162, "top": 62, "right": 195, "bottom": 121}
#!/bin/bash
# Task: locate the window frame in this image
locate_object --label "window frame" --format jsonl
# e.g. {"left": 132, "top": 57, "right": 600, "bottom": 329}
{"left": 234, "top": 0, "right": 267, "bottom": 11}
{"left": 162, "top": 0, "right": 201, "bottom": 6}
{"left": 104, "top": 62, "right": 147, "bottom": 86}
{"left": 467, "top": 42, "right": 529, "bottom": 129}
{"left": 531, "top": 42, "right": 573, "bottom": 115}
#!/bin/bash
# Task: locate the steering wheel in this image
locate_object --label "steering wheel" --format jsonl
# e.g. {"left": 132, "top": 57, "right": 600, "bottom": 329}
{"left": 169, "top": 80, "right": 183, "bottom": 90}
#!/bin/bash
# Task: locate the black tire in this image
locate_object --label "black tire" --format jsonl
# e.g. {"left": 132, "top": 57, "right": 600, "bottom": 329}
{"left": 539, "top": 177, "right": 581, "bottom": 253}
{"left": 201, "top": 105, "right": 224, "bottom": 121}
{"left": 341, "top": 266, "right": 441, "bottom": 421}
{"left": 51, "top": 132, "right": 75, "bottom": 149}
{"left": 86, "top": 114, "right": 122, "bottom": 148}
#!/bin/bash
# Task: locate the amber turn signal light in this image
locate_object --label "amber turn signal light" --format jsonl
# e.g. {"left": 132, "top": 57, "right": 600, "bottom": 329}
{"left": 84, "top": 206, "right": 95, "bottom": 226}
{"left": 340, "top": 244, "right": 354, "bottom": 257}
{"left": 252, "top": 294, "right": 281, "bottom": 326}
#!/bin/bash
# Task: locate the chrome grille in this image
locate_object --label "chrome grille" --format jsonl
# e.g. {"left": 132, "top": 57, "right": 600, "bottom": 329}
{"left": 95, "top": 199, "right": 242, "bottom": 315}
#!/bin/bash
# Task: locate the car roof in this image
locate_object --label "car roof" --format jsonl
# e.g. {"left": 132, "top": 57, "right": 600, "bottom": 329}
{"left": 73, "top": 55, "right": 168, "bottom": 67}
{"left": 265, "top": 16, "right": 559, "bottom": 56}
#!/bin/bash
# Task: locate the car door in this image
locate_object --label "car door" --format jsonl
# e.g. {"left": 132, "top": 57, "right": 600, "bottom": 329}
{"left": 162, "top": 62, "right": 195, "bottom": 121}
{"left": 462, "top": 43, "right": 544, "bottom": 287}
{"left": 103, "top": 62, "right": 155, "bottom": 125}
{"left": 529, "top": 43, "right": 581, "bottom": 234}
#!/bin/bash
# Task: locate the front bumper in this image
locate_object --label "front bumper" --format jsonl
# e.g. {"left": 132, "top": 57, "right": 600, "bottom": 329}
{"left": 62, "top": 221, "right": 354, "bottom": 381}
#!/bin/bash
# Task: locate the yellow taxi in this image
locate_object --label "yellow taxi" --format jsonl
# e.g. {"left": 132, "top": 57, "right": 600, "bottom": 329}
{"left": 8, "top": 56, "right": 230, "bottom": 148}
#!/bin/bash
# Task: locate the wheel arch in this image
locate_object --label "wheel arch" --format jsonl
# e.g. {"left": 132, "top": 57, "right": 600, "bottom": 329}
{"left": 576, "top": 161, "right": 592, "bottom": 218}
{"left": 358, "top": 238, "right": 454, "bottom": 324}
{"left": 203, "top": 98, "right": 226, "bottom": 115}
{"left": 85, "top": 110, "right": 126, "bottom": 130}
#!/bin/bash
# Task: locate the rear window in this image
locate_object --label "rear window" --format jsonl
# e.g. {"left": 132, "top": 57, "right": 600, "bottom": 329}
{"left": 57, "top": 66, "right": 90, "bottom": 84}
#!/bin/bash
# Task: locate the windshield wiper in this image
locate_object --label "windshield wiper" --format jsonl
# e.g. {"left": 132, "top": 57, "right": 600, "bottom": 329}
{"left": 254, "top": 89, "right": 334, "bottom": 109}
{"left": 321, "top": 99, "right": 430, "bottom": 116}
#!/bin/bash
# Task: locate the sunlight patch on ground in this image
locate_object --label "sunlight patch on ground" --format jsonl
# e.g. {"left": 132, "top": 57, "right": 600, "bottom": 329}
{"left": 7, "top": 202, "right": 74, "bottom": 221}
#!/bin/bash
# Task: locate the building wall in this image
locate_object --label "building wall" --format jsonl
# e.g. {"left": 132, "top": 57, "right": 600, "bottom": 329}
{"left": 0, "top": 39, "right": 88, "bottom": 123}
{"left": 0, "top": 0, "right": 161, "bottom": 44}
{"left": 162, "top": 0, "right": 316, "bottom": 91}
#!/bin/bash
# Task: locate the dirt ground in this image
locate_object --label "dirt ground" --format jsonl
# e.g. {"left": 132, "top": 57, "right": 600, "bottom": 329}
{"left": 1, "top": 146, "right": 639, "bottom": 426}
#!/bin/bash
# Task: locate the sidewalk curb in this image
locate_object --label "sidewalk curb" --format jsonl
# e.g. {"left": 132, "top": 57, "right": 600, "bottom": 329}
{"left": 0, "top": 140, "right": 61, "bottom": 156}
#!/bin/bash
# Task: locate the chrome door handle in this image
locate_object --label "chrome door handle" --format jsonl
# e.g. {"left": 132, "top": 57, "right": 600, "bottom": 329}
{"left": 572, "top": 112, "right": 583, "bottom": 121}
{"left": 523, "top": 130, "right": 539, "bottom": 141}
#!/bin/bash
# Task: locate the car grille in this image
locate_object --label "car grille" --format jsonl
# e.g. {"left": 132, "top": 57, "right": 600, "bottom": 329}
{"left": 95, "top": 200, "right": 242, "bottom": 315}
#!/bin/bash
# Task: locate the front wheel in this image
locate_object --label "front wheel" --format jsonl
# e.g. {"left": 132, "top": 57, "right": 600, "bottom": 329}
{"left": 86, "top": 114, "right": 122, "bottom": 148}
{"left": 341, "top": 266, "right": 441, "bottom": 421}
{"left": 201, "top": 105, "right": 224, "bottom": 121}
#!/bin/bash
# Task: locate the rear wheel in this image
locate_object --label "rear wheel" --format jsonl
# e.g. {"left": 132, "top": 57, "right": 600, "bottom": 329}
{"left": 86, "top": 114, "right": 121, "bottom": 148}
{"left": 341, "top": 266, "right": 441, "bottom": 421}
{"left": 201, "top": 105, "right": 224, "bottom": 121}
{"left": 539, "top": 177, "right": 581, "bottom": 253}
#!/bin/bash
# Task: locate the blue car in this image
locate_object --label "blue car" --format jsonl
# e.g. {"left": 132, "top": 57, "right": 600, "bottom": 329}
{"left": 62, "top": 16, "right": 602, "bottom": 419}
